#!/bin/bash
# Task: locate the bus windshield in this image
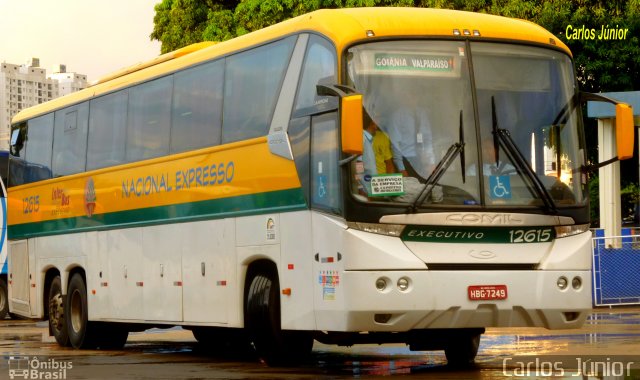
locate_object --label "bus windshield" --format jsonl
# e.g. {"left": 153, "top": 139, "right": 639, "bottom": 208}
{"left": 347, "top": 41, "right": 585, "bottom": 210}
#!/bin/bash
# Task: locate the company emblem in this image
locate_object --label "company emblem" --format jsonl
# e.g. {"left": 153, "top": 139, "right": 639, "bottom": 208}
{"left": 84, "top": 178, "right": 96, "bottom": 217}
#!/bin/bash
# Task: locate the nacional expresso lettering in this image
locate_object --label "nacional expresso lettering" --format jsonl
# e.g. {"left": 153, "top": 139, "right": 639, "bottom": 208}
{"left": 121, "top": 161, "right": 234, "bottom": 198}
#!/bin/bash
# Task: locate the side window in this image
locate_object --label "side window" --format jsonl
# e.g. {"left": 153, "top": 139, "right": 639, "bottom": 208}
{"left": 310, "top": 113, "right": 340, "bottom": 213}
{"left": 53, "top": 102, "right": 89, "bottom": 176}
{"left": 9, "top": 122, "right": 27, "bottom": 187}
{"left": 294, "top": 35, "right": 337, "bottom": 116}
{"left": 171, "top": 59, "right": 224, "bottom": 153}
{"left": 222, "top": 36, "right": 296, "bottom": 143}
{"left": 25, "top": 113, "right": 54, "bottom": 184}
{"left": 87, "top": 90, "right": 128, "bottom": 170}
{"left": 127, "top": 76, "right": 173, "bottom": 162}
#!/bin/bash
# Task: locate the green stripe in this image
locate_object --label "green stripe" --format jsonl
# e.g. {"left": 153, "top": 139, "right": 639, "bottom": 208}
{"left": 9, "top": 188, "right": 307, "bottom": 239}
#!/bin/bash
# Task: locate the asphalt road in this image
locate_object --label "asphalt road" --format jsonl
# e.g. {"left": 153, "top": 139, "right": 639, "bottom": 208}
{"left": 1, "top": 308, "right": 640, "bottom": 379}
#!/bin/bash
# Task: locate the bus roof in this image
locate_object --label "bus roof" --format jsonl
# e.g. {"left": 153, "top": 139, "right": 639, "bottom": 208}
{"left": 12, "top": 7, "right": 569, "bottom": 124}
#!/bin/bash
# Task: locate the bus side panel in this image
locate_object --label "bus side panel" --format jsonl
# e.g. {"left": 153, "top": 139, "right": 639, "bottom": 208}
{"left": 182, "top": 218, "right": 235, "bottom": 324}
{"left": 103, "top": 229, "right": 144, "bottom": 320}
{"left": 33, "top": 233, "right": 91, "bottom": 317}
{"left": 311, "top": 213, "right": 348, "bottom": 331}
{"left": 8, "top": 240, "right": 31, "bottom": 317}
{"left": 142, "top": 224, "right": 183, "bottom": 322}
{"left": 280, "top": 211, "right": 315, "bottom": 330}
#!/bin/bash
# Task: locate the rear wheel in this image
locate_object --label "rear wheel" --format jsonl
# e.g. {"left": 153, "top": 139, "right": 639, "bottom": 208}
{"left": 0, "top": 277, "right": 8, "bottom": 320}
{"left": 245, "top": 266, "right": 313, "bottom": 366}
{"left": 444, "top": 332, "right": 481, "bottom": 367}
{"left": 66, "top": 273, "right": 98, "bottom": 349}
{"left": 48, "top": 276, "right": 70, "bottom": 346}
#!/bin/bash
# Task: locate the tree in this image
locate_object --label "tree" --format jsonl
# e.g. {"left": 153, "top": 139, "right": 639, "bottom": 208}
{"left": 151, "top": 1, "right": 640, "bottom": 93}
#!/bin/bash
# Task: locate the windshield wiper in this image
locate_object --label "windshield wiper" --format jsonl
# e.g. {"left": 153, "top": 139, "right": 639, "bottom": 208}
{"left": 409, "top": 111, "right": 465, "bottom": 212}
{"left": 491, "top": 97, "right": 557, "bottom": 213}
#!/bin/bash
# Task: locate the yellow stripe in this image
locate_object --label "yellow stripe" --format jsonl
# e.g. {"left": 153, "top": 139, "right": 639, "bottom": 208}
{"left": 9, "top": 138, "right": 301, "bottom": 226}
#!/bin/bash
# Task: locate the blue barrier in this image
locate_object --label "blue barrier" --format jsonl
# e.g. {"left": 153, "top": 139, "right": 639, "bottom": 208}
{"left": 592, "top": 228, "right": 640, "bottom": 306}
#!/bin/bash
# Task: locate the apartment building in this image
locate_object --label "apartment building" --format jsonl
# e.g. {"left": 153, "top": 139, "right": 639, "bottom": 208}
{"left": 0, "top": 58, "right": 87, "bottom": 150}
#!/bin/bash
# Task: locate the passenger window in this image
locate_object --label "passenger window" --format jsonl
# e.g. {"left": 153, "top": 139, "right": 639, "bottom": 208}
{"left": 87, "top": 91, "right": 128, "bottom": 170}
{"left": 127, "top": 76, "right": 173, "bottom": 162}
{"left": 21, "top": 114, "right": 54, "bottom": 184}
{"left": 222, "top": 36, "right": 296, "bottom": 143}
{"left": 53, "top": 102, "right": 89, "bottom": 176}
{"left": 171, "top": 59, "right": 224, "bottom": 153}
{"left": 294, "top": 36, "right": 337, "bottom": 116}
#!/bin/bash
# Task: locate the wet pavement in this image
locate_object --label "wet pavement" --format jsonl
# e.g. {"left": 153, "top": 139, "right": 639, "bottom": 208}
{"left": 1, "top": 307, "right": 640, "bottom": 379}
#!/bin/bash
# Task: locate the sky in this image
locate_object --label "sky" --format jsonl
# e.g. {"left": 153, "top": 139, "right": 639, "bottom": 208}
{"left": 0, "top": 0, "right": 162, "bottom": 82}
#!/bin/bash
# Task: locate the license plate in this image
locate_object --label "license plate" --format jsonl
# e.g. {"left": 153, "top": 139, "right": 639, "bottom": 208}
{"left": 468, "top": 285, "right": 508, "bottom": 300}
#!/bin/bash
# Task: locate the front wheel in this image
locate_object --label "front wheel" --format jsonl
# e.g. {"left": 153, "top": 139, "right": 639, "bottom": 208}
{"left": 245, "top": 266, "right": 313, "bottom": 366}
{"left": 48, "top": 276, "right": 70, "bottom": 346}
{"left": 444, "top": 333, "right": 481, "bottom": 367}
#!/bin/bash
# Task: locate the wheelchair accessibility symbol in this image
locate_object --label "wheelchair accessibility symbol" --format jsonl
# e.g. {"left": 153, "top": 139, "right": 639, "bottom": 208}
{"left": 489, "top": 175, "right": 512, "bottom": 199}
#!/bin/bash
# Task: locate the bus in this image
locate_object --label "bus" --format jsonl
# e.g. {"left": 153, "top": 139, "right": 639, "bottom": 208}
{"left": 0, "top": 152, "right": 7, "bottom": 319}
{"left": 6, "top": 7, "right": 634, "bottom": 365}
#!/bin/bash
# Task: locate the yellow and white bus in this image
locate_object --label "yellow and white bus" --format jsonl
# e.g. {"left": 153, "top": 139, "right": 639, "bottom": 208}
{"left": 7, "top": 7, "right": 634, "bottom": 365}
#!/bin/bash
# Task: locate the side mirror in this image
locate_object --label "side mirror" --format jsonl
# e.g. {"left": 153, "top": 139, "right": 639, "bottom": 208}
{"left": 340, "top": 95, "right": 363, "bottom": 155}
{"left": 616, "top": 103, "right": 634, "bottom": 160}
{"left": 583, "top": 92, "right": 636, "bottom": 162}
{"left": 316, "top": 84, "right": 363, "bottom": 155}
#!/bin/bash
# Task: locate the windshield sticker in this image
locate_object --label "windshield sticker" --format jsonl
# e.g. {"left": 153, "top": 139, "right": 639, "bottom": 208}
{"left": 402, "top": 225, "right": 555, "bottom": 244}
{"left": 489, "top": 175, "right": 512, "bottom": 199}
{"left": 369, "top": 174, "right": 404, "bottom": 197}
{"left": 374, "top": 53, "right": 454, "bottom": 72}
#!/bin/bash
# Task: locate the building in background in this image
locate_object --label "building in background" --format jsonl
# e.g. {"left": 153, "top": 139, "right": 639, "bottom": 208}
{"left": 48, "top": 64, "right": 88, "bottom": 96}
{"left": 0, "top": 58, "right": 87, "bottom": 150}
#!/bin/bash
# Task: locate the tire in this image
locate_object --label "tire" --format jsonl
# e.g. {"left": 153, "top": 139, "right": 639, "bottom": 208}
{"left": 444, "top": 333, "right": 481, "bottom": 367}
{"left": 48, "top": 276, "right": 70, "bottom": 346}
{"left": 65, "top": 273, "right": 98, "bottom": 349}
{"left": 0, "top": 277, "right": 8, "bottom": 320}
{"left": 245, "top": 266, "right": 313, "bottom": 366}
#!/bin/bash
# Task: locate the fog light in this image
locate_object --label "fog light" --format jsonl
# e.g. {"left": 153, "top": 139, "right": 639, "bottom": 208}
{"left": 557, "top": 276, "right": 568, "bottom": 290}
{"left": 376, "top": 278, "right": 387, "bottom": 291}
{"left": 397, "top": 277, "right": 410, "bottom": 291}
{"left": 572, "top": 276, "right": 582, "bottom": 290}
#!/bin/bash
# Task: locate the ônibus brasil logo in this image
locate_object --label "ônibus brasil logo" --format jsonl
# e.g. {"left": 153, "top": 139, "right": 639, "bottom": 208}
{"left": 8, "top": 356, "right": 73, "bottom": 379}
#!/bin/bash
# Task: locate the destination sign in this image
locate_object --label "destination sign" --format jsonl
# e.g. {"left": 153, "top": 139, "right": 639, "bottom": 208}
{"left": 374, "top": 53, "right": 455, "bottom": 72}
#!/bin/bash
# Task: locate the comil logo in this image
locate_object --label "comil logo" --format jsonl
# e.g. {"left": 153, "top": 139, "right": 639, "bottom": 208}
{"left": 7, "top": 356, "right": 73, "bottom": 379}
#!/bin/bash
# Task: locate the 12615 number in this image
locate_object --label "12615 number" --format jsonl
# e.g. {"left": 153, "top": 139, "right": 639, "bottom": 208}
{"left": 508, "top": 228, "right": 553, "bottom": 243}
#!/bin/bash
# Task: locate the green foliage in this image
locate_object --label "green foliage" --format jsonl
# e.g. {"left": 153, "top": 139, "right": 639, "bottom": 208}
{"left": 150, "top": 0, "right": 640, "bottom": 92}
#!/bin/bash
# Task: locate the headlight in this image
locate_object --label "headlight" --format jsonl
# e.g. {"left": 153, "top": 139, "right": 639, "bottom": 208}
{"left": 554, "top": 224, "right": 590, "bottom": 239}
{"left": 347, "top": 222, "right": 405, "bottom": 237}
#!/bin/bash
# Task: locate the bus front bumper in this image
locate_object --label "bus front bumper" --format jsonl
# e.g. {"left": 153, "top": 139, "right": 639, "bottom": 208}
{"left": 314, "top": 270, "right": 591, "bottom": 331}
